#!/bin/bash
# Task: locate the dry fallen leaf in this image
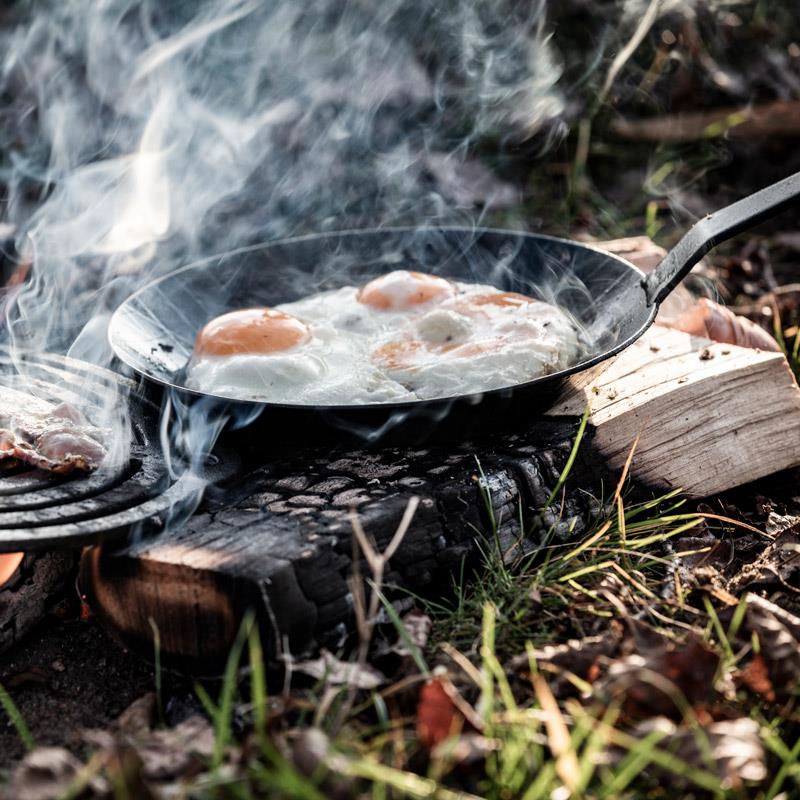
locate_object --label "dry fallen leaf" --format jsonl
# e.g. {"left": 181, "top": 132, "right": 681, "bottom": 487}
{"left": 594, "top": 236, "right": 666, "bottom": 272}
{"left": 294, "top": 650, "right": 387, "bottom": 689}
{"left": 11, "top": 747, "right": 108, "bottom": 800}
{"left": 660, "top": 298, "right": 780, "bottom": 352}
{"left": 724, "top": 594, "right": 800, "bottom": 693}
{"left": 509, "top": 624, "right": 624, "bottom": 698}
{"left": 393, "top": 610, "right": 432, "bottom": 658}
{"left": 727, "top": 528, "right": 800, "bottom": 595}
{"left": 134, "top": 715, "right": 215, "bottom": 781}
{"left": 417, "top": 675, "right": 461, "bottom": 751}
{"left": 623, "top": 716, "right": 767, "bottom": 789}
{"left": 595, "top": 635, "right": 720, "bottom": 720}
{"left": 737, "top": 654, "right": 776, "bottom": 703}
{"left": 114, "top": 692, "right": 156, "bottom": 738}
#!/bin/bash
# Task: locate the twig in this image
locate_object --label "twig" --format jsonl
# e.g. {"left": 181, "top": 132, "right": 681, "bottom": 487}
{"left": 331, "top": 497, "right": 419, "bottom": 733}
{"left": 599, "top": 0, "right": 662, "bottom": 106}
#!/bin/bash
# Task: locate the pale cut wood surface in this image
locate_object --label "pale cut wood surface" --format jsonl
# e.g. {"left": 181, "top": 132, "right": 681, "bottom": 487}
{"left": 549, "top": 325, "right": 800, "bottom": 496}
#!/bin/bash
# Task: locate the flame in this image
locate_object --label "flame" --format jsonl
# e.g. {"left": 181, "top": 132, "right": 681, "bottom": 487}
{"left": 0, "top": 552, "right": 23, "bottom": 588}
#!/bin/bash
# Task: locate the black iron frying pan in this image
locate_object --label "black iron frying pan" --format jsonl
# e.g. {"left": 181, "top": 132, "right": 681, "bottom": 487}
{"left": 109, "top": 172, "right": 800, "bottom": 445}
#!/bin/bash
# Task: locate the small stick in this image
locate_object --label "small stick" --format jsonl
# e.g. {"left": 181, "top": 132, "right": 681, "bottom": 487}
{"left": 330, "top": 497, "right": 419, "bottom": 733}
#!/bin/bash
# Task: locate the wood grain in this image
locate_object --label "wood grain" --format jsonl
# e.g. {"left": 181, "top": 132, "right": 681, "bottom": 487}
{"left": 550, "top": 327, "right": 800, "bottom": 496}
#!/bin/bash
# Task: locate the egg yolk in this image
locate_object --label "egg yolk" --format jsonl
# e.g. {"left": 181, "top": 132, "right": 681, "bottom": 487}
{"left": 373, "top": 340, "right": 425, "bottom": 369}
{"left": 357, "top": 271, "right": 454, "bottom": 310}
{"left": 194, "top": 308, "right": 311, "bottom": 357}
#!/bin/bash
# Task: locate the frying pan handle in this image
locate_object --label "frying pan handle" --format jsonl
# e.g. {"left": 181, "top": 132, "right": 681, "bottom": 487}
{"left": 644, "top": 171, "right": 800, "bottom": 306}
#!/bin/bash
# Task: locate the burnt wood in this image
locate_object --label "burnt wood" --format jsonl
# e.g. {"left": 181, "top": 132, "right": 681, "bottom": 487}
{"left": 83, "top": 417, "right": 595, "bottom": 673}
{"left": 0, "top": 552, "right": 75, "bottom": 653}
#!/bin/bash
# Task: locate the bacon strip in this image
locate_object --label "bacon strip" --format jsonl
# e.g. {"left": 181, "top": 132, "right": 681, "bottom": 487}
{"left": 0, "top": 386, "right": 108, "bottom": 474}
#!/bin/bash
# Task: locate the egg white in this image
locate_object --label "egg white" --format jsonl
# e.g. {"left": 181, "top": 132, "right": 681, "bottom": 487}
{"left": 186, "top": 272, "right": 582, "bottom": 404}
{"left": 185, "top": 319, "right": 414, "bottom": 404}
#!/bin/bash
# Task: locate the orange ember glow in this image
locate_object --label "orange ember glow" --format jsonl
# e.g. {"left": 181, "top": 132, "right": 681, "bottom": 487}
{"left": 357, "top": 271, "right": 454, "bottom": 310}
{"left": 194, "top": 308, "right": 311, "bottom": 357}
{"left": 0, "top": 552, "right": 23, "bottom": 588}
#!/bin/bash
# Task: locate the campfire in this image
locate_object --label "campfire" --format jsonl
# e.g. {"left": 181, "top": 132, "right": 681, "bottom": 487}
{"left": 1, "top": 1, "right": 800, "bottom": 797}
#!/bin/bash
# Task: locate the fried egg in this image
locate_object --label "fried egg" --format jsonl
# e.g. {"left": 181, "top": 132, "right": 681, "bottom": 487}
{"left": 186, "top": 271, "right": 582, "bottom": 404}
{"left": 185, "top": 307, "right": 413, "bottom": 404}
{"left": 278, "top": 270, "right": 455, "bottom": 337}
{"left": 371, "top": 288, "right": 580, "bottom": 399}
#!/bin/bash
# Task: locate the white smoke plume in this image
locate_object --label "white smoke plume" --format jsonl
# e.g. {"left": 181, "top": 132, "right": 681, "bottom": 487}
{"left": 0, "top": 0, "right": 565, "bottom": 364}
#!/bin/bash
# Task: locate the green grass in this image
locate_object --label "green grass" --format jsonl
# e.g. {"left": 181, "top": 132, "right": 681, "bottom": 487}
{"left": 425, "top": 427, "right": 700, "bottom": 659}
{"left": 1, "top": 433, "right": 796, "bottom": 799}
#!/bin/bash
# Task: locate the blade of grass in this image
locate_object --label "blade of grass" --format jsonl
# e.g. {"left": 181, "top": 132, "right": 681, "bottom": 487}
{"left": 542, "top": 403, "right": 591, "bottom": 512}
{"left": 148, "top": 617, "right": 165, "bottom": 727}
{"left": 0, "top": 681, "right": 34, "bottom": 751}
{"left": 373, "top": 583, "right": 430, "bottom": 678}
{"left": 248, "top": 621, "right": 268, "bottom": 744}
{"left": 532, "top": 674, "right": 579, "bottom": 795}
{"left": 212, "top": 612, "right": 253, "bottom": 769}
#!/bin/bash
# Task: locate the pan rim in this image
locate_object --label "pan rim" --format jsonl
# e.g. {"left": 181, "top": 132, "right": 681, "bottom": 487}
{"left": 108, "top": 225, "right": 657, "bottom": 411}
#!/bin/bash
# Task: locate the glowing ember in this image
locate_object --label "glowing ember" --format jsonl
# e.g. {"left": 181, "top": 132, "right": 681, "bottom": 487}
{"left": 0, "top": 552, "right": 23, "bottom": 588}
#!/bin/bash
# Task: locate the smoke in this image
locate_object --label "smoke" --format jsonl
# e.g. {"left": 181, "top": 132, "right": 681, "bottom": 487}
{"left": 1, "top": 0, "right": 565, "bottom": 356}
{"left": 0, "top": 0, "right": 568, "bottom": 502}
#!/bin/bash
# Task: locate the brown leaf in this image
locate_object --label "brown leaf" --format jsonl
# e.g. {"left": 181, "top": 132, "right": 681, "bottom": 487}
{"left": 727, "top": 529, "right": 800, "bottom": 595}
{"left": 416, "top": 676, "right": 461, "bottom": 751}
{"left": 661, "top": 298, "right": 780, "bottom": 352}
{"left": 737, "top": 654, "right": 776, "bottom": 703}
{"left": 509, "top": 624, "right": 624, "bottom": 698}
{"left": 596, "top": 635, "right": 720, "bottom": 720}
{"left": 594, "top": 236, "right": 666, "bottom": 272}
{"left": 729, "top": 594, "right": 800, "bottom": 692}
{"left": 765, "top": 512, "right": 800, "bottom": 537}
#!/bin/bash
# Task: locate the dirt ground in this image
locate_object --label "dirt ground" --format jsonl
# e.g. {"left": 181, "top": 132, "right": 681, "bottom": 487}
{"left": 0, "top": 610, "right": 153, "bottom": 772}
